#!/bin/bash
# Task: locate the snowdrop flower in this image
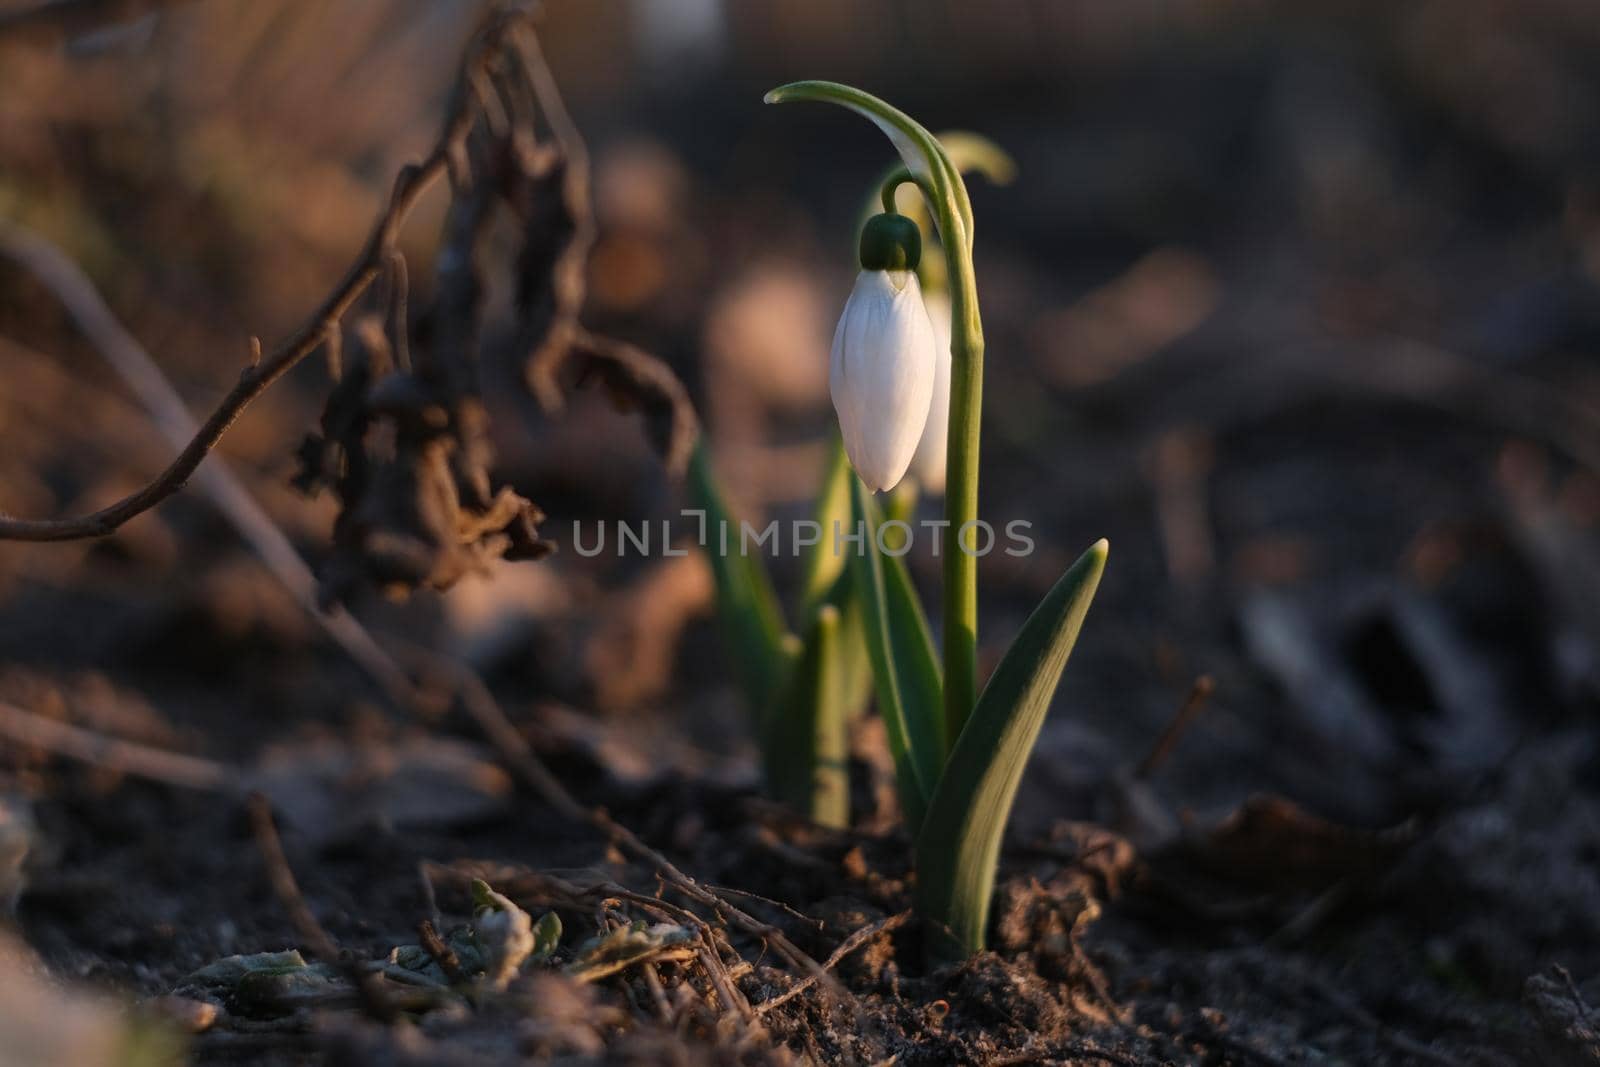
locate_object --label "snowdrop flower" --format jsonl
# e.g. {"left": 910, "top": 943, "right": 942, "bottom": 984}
{"left": 908, "top": 290, "right": 952, "bottom": 493}
{"left": 830, "top": 213, "right": 938, "bottom": 492}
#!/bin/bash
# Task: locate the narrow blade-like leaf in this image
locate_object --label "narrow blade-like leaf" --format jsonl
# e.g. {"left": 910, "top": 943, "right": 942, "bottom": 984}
{"left": 766, "top": 604, "right": 850, "bottom": 828}
{"left": 800, "top": 435, "right": 854, "bottom": 617}
{"left": 688, "top": 442, "right": 790, "bottom": 719}
{"left": 849, "top": 477, "right": 943, "bottom": 833}
{"left": 915, "top": 539, "right": 1108, "bottom": 960}
{"left": 801, "top": 436, "right": 872, "bottom": 719}
{"left": 765, "top": 78, "right": 985, "bottom": 790}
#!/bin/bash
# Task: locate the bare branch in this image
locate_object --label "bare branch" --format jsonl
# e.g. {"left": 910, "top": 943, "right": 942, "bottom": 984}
{"left": 755, "top": 910, "right": 912, "bottom": 1015}
{"left": 400, "top": 643, "right": 846, "bottom": 1008}
{"left": 509, "top": 18, "right": 598, "bottom": 410}
{"left": 0, "top": 12, "right": 507, "bottom": 543}
{"left": 247, "top": 793, "right": 398, "bottom": 1022}
{"left": 571, "top": 328, "right": 700, "bottom": 476}
{"left": 0, "top": 11, "right": 807, "bottom": 1027}
{"left": 0, "top": 232, "right": 415, "bottom": 700}
{"left": 0, "top": 698, "right": 228, "bottom": 791}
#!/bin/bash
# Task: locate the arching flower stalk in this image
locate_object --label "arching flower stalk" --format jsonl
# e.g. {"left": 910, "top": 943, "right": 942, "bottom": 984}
{"left": 888, "top": 133, "right": 1015, "bottom": 495}
{"left": 683, "top": 93, "right": 1103, "bottom": 960}
{"left": 684, "top": 141, "right": 1013, "bottom": 831}
{"left": 768, "top": 80, "right": 1109, "bottom": 962}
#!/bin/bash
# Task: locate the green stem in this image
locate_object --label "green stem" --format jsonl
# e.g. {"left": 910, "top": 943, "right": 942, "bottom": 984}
{"left": 880, "top": 168, "right": 921, "bottom": 215}
{"left": 869, "top": 142, "right": 982, "bottom": 750}
{"left": 765, "top": 76, "right": 983, "bottom": 841}
{"left": 941, "top": 215, "right": 982, "bottom": 748}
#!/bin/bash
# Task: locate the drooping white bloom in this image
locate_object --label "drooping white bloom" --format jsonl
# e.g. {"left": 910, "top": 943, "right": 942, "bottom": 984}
{"left": 908, "top": 290, "right": 953, "bottom": 493}
{"left": 829, "top": 270, "right": 938, "bottom": 492}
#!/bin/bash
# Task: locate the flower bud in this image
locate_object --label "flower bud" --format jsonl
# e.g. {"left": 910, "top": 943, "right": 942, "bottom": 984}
{"left": 909, "top": 290, "right": 953, "bottom": 493}
{"left": 858, "top": 212, "right": 921, "bottom": 272}
{"left": 829, "top": 266, "right": 937, "bottom": 492}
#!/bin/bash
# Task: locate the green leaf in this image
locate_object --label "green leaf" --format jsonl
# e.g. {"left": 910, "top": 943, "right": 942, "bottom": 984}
{"left": 767, "top": 604, "right": 850, "bottom": 828}
{"left": 849, "top": 477, "right": 943, "bottom": 834}
{"left": 915, "top": 539, "right": 1108, "bottom": 961}
{"left": 800, "top": 435, "right": 854, "bottom": 617}
{"left": 883, "top": 478, "right": 919, "bottom": 529}
{"left": 813, "top": 565, "right": 873, "bottom": 720}
{"left": 799, "top": 436, "right": 873, "bottom": 721}
{"left": 688, "top": 441, "right": 791, "bottom": 720}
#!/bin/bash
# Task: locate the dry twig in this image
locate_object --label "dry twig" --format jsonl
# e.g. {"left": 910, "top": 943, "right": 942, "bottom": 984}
{"left": 511, "top": 20, "right": 596, "bottom": 412}
{"left": 1136, "top": 674, "right": 1215, "bottom": 779}
{"left": 0, "top": 5, "right": 837, "bottom": 1044}
{"left": 0, "top": 226, "right": 413, "bottom": 701}
{"left": 417, "top": 918, "right": 467, "bottom": 985}
{"left": 0, "top": 163, "right": 425, "bottom": 543}
{"left": 0, "top": 10, "right": 509, "bottom": 544}
{"left": 755, "top": 910, "right": 912, "bottom": 1016}
{"left": 0, "top": 697, "right": 228, "bottom": 791}
{"left": 246, "top": 792, "right": 398, "bottom": 1022}
{"left": 2, "top": 190, "right": 814, "bottom": 1048}
{"left": 408, "top": 646, "right": 843, "bottom": 1009}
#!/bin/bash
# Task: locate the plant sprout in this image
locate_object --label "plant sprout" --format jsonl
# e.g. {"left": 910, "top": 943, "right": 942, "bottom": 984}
{"left": 690, "top": 134, "right": 1005, "bottom": 827}
{"left": 694, "top": 82, "right": 1107, "bottom": 961}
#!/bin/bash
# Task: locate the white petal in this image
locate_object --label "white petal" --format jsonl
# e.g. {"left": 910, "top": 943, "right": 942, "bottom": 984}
{"left": 909, "top": 291, "right": 953, "bottom": 493}
{"left": 828, "top": 271, "right": 937, "bottom": 492}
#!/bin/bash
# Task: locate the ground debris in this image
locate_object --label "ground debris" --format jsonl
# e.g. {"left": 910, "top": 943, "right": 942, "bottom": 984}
{"left": 174, "top": 949, "right": 348, "bottom": 1018}
{"left": 1184, "top": 792, "right": 1417, "bottom": 892}
{"left": 1524, "top": 967, "right": 1600, "bottom": 1065}
{"left": 470, "top": 878, "right": 539, "bottom": 991}
{"left": 297, "top": 318, "right": 553, "bottom": 608}
{"left": 566, "top": 920, "right": 697, "bottom": 983}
